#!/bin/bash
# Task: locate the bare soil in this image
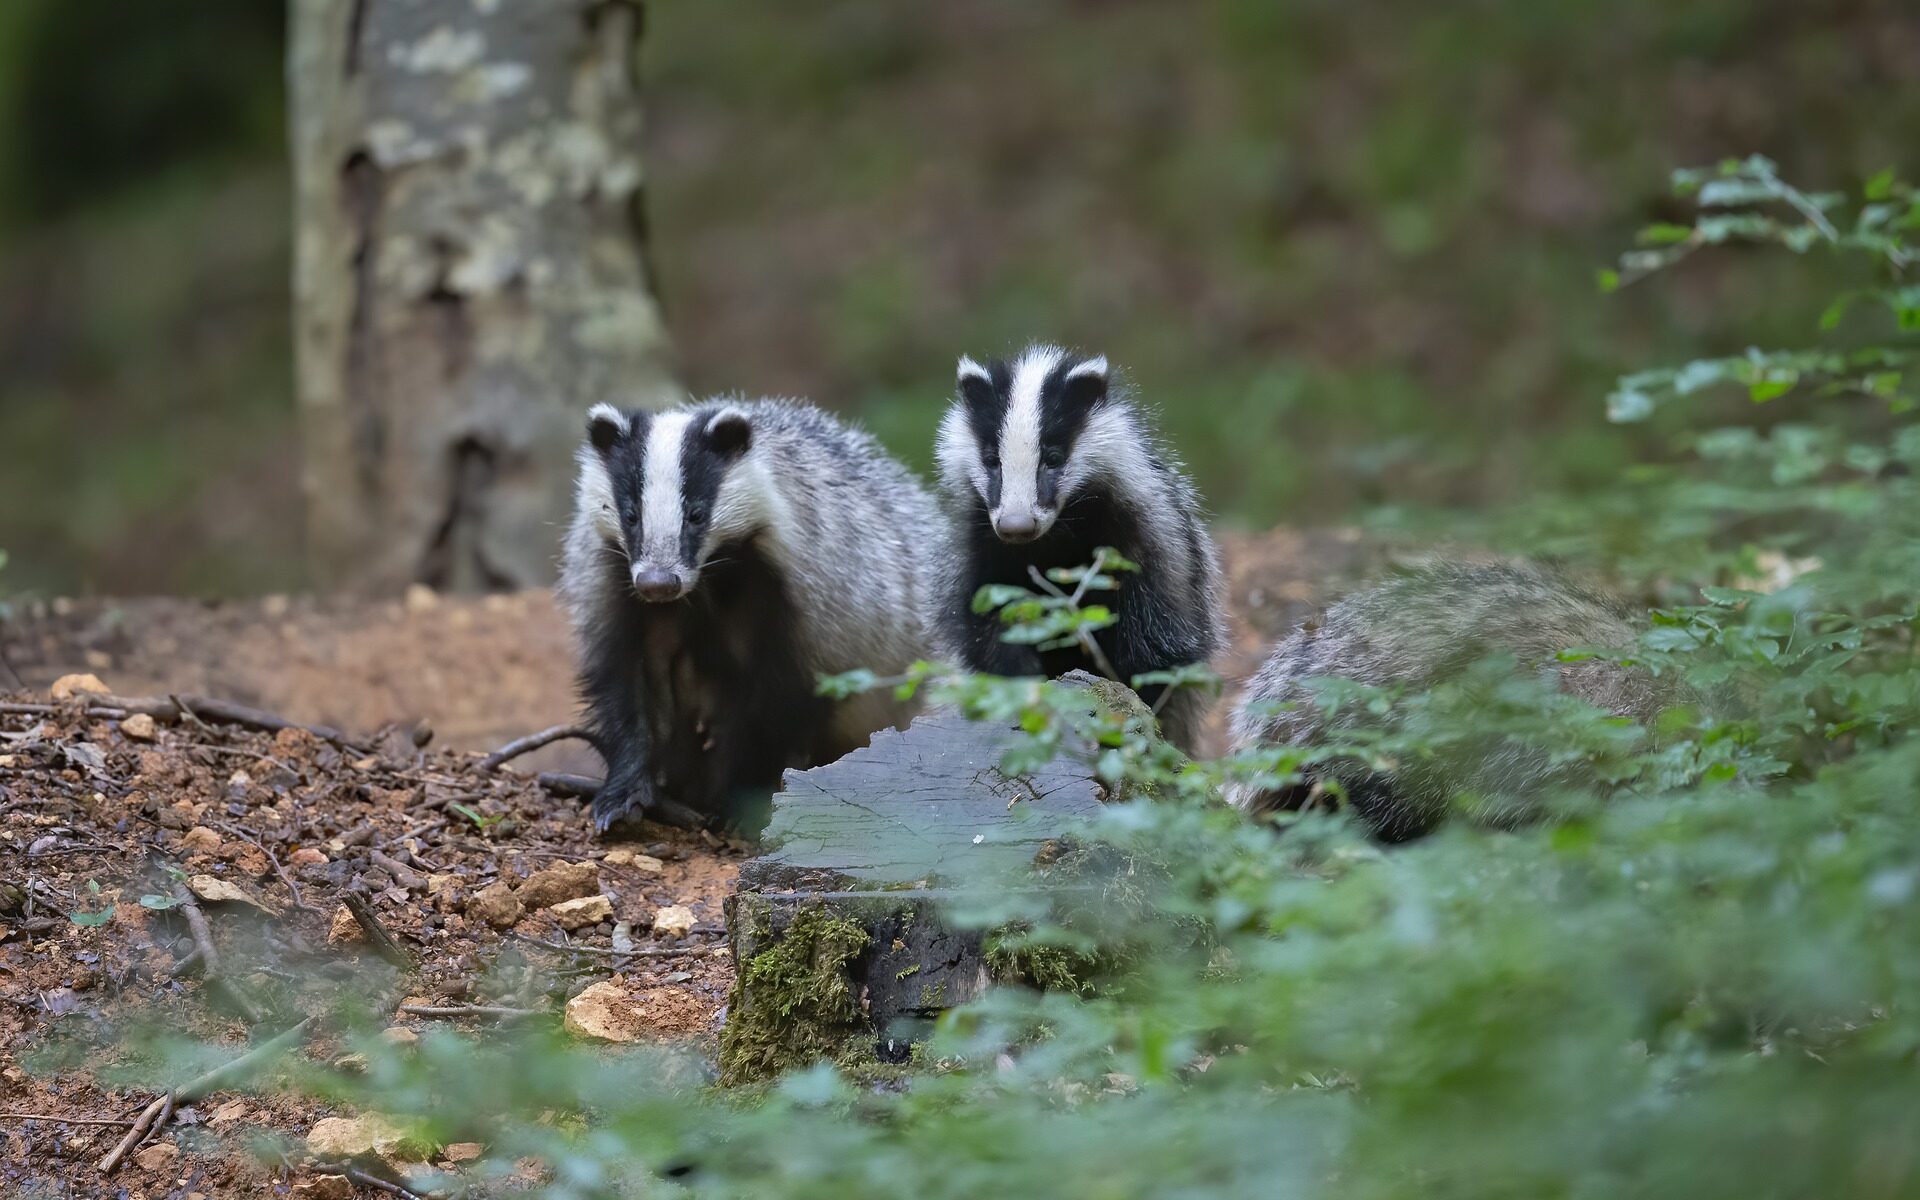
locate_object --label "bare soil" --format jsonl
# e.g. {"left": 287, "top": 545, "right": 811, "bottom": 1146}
{"left": 0, "top": 528, "right": 1367, "bottom": 1196}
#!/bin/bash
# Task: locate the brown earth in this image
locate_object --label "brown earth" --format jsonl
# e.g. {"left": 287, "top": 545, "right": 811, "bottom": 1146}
{"left": 0, "top": 528, "right": 1378, "bottom": 1196}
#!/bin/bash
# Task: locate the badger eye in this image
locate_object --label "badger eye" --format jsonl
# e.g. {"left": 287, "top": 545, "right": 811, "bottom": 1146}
{"left": 982, "top": 450, "right": 1001, "bottom": 470}
{"left": 1041, "top": 447, "right": 1067, "bottom": 470}
{"left": 686, "top": 503, "right": 709, "bottom": 524}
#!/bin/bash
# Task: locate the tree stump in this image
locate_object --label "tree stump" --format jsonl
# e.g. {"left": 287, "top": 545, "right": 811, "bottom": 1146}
{"left": 288, "top": 0, "right": 679, "bottom": 593}
{"left": 722, "top": 677, "right": 1148, "bottom": 1083}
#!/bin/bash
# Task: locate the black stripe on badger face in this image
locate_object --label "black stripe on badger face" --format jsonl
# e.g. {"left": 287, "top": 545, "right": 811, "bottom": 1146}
{"left": 957, "top": 347, "right": 1108, "bottom": 543}
{"left": 588, "top": 405, "right": 753, "bottom": 602}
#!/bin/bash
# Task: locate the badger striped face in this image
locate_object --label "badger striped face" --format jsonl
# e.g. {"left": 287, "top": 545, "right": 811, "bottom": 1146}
{"left": 579, "top": 402, "right": 758, "bottom": 602}
{"left": 936, "top": 345, "right": 1110, "bottom": 543}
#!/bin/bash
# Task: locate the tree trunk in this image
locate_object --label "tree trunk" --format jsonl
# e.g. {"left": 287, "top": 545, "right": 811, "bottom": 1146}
{"left": 289, "top": 0, "right": 677, "bottom": 593}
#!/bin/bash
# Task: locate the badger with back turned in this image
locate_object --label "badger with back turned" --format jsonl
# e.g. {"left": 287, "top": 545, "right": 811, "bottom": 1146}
{"left": 935, "top": 345, "right": 1226, "bottom": 752}
{"left": 1225, "top": 560, "right": 1682, "bottom": 840}
{"left": 559, "top": 398, "right": 943, "bottom": 831}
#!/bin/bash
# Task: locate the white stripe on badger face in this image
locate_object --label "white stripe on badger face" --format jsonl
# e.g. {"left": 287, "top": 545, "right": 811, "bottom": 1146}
{"left": 636, "top": 411, "right": 693, "bottom": 578}
{"left": 995, "top": 346, "right": 1064, "bottom": 532}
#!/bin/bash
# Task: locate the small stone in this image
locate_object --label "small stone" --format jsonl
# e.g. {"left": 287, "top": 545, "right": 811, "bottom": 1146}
{"left": 187, "top": 874, "right": 270, "bottom": 910}
{"left": 332, "top": 1052, "right": 370, "bottom": 1073}
{"left": 403, "top": 583, "right": 440, "bottom": 613}
{"left": 515, "top": 860, "right": 599, "bottom": 910}
{"left": 133, "top": 1141, "right": 179, "bottom": 1171}
{"left": 443, "top": 1141, "right": 485, "bottom": 1163}
{"left": 426, "top": 873, "right": 458, "bottom": 895}
{"left": 50, "top": 673, "right": 110, "bottom": 700}
{"left": 549, "top": 894, "right": 613, "bottom": 931}
{"left": 121, "top": 713, "right": 158, "bottom": 741}
{"left": 651, "top": 905, "right": 696, "bottom": 938}
{"left": 380, "top": 1025, "right": 421, "bottom": 1048}
{"left": 466, "top": 880, "right": 523, "bottom": 930}
{"left": 293, "top": 1176, "right": 354, "bottom": 1200}
{"left": 306, "top": 1113, "right": 411, "bottom": 1158}
{"left": 603, "top": 849, "right": 664, "bottom": 874}
{"left": 328, "top": 905, "right": 365, "bottom": 944}
{"left": 564, "top": 980, "right": 645, "bottom": 1043}
{"left": 290, "top": 847, "right": 329, "bottom": 866}
{"left": 179, "top": 826, "right": 222, "bottom": 853}
{"left": 208, "top": 1098, "right": 251, "bottom": 1125}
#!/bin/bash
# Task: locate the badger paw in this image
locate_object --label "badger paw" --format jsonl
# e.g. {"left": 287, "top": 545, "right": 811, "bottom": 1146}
{"left": 590, "top": 774, "right": 657, "bottom": 833}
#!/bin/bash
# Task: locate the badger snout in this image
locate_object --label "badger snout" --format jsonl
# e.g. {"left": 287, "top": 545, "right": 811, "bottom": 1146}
{"left": 630, "top": 563, "right": 690, "bottom": 602}
{"left": 992, "top": 509, "right": 1048, "bottom": 543}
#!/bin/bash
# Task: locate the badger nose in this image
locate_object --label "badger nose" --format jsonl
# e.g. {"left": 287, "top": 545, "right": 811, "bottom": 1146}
{"left": 994, "top": 511, "right": 1040, "bottom": 543}
{"left": 631, "top": 566, "right": 685, "bottom": 602}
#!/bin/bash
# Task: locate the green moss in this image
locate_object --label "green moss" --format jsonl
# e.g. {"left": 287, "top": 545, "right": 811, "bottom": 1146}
{"left": 718, "top": 904, "right": 873, "bottom": 1085}
{"left": 984, "top": 927, "right": 1098, "bottom": 997}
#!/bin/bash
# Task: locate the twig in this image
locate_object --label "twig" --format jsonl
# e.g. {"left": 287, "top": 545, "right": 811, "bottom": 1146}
{"left": 1025, "top": 557, "right": 1122, "bottom": 683}
{"left": 1, "top": 693, "right": 368, "bottom": 752}
{"left": 173, "top": 886, "right": 223, "bottom": 978}
{"left": 210, "top": 821, "right": 322, "bottom": 915}
{"left": 98, "top": 1017, "right": 315, "bottom": 1174}
{"left": 397, "top": 1003, "right": 545, "bottom": 1020}
{"left": 0, "top": 639, "right": 24, "bottom": 691}
{"left": 312, "top": 1162, "right": 429, "bottom": 1200}
{"left": 505, "top": 931, "right": 712, "bottom": 959}
{"left": 171, "top": 884, "right": 267, "bottom": 1024}
{"left": 369, "top": 849, "right": 424, "bottom": 890}
{"left": 342, "top": 892, "right": 415, "bottom": 970}
{"left": 535, "top": 771, "right": 600, "bottom": 800}
{"left": 480, "top": 724, "right": 592, "bottom": 772}
{"left": 0, "top": 1112, "right": 136, "bottom": 1127}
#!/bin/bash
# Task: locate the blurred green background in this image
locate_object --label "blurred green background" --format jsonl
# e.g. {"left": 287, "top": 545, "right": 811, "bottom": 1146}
{"left": 0, "top": 0, "right": 1914, "bottom": 596}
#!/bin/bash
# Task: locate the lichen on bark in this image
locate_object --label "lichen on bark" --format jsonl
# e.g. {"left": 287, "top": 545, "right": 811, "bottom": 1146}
{"left": 290, "top": 0, "right": 678, "bottom": 593}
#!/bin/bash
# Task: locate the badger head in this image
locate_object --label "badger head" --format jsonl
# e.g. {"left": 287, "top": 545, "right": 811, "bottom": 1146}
{"left": 579, "top": 401, "right": 761, "bottom": 602}
{"left": 936, "top": 345, "right": 1114, "bottom": 544}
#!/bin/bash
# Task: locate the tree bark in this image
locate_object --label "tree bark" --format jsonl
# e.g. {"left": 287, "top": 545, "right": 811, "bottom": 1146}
{"left": 289, "top": 0, "right": 677, "bottom": 593}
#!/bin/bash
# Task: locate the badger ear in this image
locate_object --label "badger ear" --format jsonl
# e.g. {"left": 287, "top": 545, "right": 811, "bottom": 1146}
{"left": 705, "top": 408, "right": 753, "bottom": 459}
{"left": 956, "top": 355, "right": 997, "bottom": 411}
{"left": 1061, "top": 355, "right": 1108, "bottom": 410}
{"left": 587, "top": 403, "right": 629, "bottom": 454}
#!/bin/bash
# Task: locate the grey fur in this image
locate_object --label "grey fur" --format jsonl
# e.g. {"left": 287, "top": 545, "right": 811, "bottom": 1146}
{"left": 934, "top": 345, "right": 1227, "bottom": 752}
{"left": 1226, "top": 560, "right": 1678, "bottom": 839}
{"left": 559, "top": 397, "right": 945, "bottom": 829}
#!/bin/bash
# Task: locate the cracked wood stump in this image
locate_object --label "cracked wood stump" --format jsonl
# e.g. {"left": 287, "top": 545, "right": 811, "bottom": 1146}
{"left": 723, "top": 676, "right": 1148, "bottom": 1082}
{"left": 289, "top": 0, "right": 678, "bottom": 592}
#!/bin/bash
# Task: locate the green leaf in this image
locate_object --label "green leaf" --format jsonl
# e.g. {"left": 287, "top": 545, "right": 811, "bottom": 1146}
{"left": 1595, "top": 267, "right": 1621, "bottom": 293}
{"left": 1865, "top": 167, "right": 1896, "bottom": 201}
{"left": 1747, "top": 378, "right": 1794, "bottom": 403}
{"left": 139, "top": 894, "right": 181, "bottom": 911}
{"left": 69, "top": 908, "right": 114, "bottom": 927}
{"left": 1636, "top": 222, "right": 1695, "bottom": 246}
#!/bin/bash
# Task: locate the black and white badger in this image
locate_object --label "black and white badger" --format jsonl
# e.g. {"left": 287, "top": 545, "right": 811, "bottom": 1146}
{"left": 935, "top": 345, "right": 1226, "bottom": 752}
{"left": 559, "top": 398, "right": 943, "bottom": 830}
{"left": 1224, "top": 561, "right": 1677, "bottom": 840}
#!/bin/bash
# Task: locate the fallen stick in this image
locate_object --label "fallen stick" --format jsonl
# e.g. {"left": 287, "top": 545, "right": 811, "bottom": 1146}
{"left": 2, "top": 693, "right": 369, "bottom": 752}
{"left": 397, "top": 1003, "right": 545, "bottom": 1020}
{"left": 171, "top": 884, "right": 266, "bottom": 1025}
{"left": 98, "top": 1016, "right": 315, "bottom": 1174}
{"left": 369, "top": 849, "right": 425, "bottom": 890}
{"left": 479, "top": 724, "right": 593, "bottom": 772}
{"left": 311, "top": 1162, "right": 429, "bottom": 1200}
{"left": 505, "top": 932, "right": 714, "bottom": 959}
{"left": 342, "top": 892, "right": 415, "bottom": 970}
{"left": 0, "top": 1112, "right": 137, "bottom": 1127}
{"left": 211, "top": 820, "right": 322, "bottom": 915}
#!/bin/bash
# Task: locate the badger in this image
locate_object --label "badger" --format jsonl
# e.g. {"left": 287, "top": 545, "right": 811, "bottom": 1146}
{"left": 558, "top": 398, "right": 944, "bottom": 831}
{"left": 934, "top": 345, "right": 1227, "bottom": 752}
{"left": 1224, "top": 560, "right": 1679, "bottom": 840}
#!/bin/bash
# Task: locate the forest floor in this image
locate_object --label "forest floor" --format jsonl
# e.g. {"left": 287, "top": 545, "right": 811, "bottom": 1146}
{"left": 0, "top": 528, "right": 1374, "bottom": 1198}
